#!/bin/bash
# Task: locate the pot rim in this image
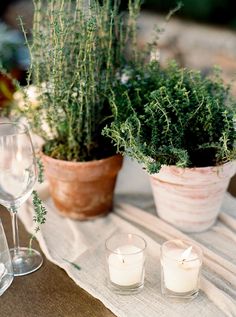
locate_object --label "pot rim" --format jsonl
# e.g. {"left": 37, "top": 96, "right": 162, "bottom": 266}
{"left": 149, "top": 160, "right": 236, "bottom": 175}
{"left": 161, "top": 160, "right": 235, "bottom": 171}
{"left": 41, "top": 151, "right": 123, "bottom": 167}
{"left": 150, "top": 160, "right": 236, "bottom": 185}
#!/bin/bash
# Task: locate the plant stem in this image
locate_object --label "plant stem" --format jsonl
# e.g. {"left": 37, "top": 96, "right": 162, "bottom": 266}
{"left": 10, "top": 206, "right": 20, "bottom": 257}
{"left": 28, "top": 235, "right": 34, "bottom": 254}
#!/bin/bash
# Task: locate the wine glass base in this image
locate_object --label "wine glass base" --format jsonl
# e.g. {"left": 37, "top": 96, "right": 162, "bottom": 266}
{"left": 10, "top": 247, "right": 43, "bottom": 276}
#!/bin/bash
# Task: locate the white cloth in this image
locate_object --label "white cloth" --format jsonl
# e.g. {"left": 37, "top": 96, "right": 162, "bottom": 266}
{"left": 18, "top": 157, "right": 236, "bottom": 317}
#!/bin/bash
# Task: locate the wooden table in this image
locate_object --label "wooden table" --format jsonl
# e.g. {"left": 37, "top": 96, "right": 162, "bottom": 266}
{"left": 0, "top": 205, "right": 114, "bottom": 317}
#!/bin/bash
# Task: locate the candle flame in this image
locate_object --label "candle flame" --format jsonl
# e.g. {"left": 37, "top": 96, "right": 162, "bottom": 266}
{"left": 117, "top": 249, "right": 125, "bottom": 263}
{"left": 180, "top": 246, "right": 192, "bottom": 262}
{"left": 16, "top": 151, "right": 22, "bottom": 161}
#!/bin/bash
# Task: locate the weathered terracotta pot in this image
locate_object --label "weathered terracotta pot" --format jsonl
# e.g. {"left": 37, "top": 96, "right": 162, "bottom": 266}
{"left": 150, "top": 161, "right": 236, "bottom": 233}
{"left": 41, "top": 153, "right": 123, "bottom": 220}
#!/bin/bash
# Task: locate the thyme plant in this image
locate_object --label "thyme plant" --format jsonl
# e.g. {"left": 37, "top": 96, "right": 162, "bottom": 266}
{"left": 20, "top": 0, "right": 142, "bottom": 161}
{"left": 103, "top": 61, "right": 236, "bottom": 173}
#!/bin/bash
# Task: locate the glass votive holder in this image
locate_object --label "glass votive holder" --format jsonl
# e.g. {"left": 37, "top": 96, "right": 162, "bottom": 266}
{"left": 0, "top": 219, "right": 14, "bottom": 296}
{"left": 161, "top": 239, "right": 203, "bottom": 300}
{"left": 105, "top": 233, "right": 147, "bottom": 295}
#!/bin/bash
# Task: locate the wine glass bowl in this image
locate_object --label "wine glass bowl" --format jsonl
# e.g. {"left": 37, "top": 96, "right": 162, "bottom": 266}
{"left": 0, "top": 122, "right": 43, "bottom": 276}
{"left": 0, "top": 123, "right": 36, "bottom": 208}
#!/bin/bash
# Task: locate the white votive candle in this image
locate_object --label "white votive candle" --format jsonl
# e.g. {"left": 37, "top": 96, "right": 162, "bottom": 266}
{"left": 108, "top": 245, "right": 144, "bottom": 286}
{"left": 105, "top": 233, "right": 146, "bottom": 294}
{"left": 161, "top": 240, "right": 202, "bottom": 298}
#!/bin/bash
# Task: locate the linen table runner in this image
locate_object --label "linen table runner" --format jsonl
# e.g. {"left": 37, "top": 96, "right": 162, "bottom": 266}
{"left": 18, "top": 158, "right": 236, "bottom": 317}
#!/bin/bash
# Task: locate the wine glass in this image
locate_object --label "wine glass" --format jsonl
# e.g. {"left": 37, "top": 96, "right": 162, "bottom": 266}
{"left": 0, "top": 122, "right": 43, "bottom": 276}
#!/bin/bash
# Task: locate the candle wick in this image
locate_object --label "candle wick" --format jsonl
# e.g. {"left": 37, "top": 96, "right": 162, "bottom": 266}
{"left": 122, "top": 258, "right": 125, "bottom": 264}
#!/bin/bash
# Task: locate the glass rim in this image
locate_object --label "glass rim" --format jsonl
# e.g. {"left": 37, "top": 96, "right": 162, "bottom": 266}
{"left": 105, "top": 232, "right": 147, "bottom": 255}
{"left": 0, "top": 121, "right": 29, "bottom": 136}
{"left": 161, "top": 239, "right": 203, "bottom": 263}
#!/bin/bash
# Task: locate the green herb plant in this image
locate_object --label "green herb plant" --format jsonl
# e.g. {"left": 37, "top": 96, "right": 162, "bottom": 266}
{"left": 62, "top": 258, "right": 81, "bottom": 271}
{"left": 28, "top": 159, "right": 46, "bottom": 252}
{"left": 19, "top": 0, "right": 142, "bottom": 162}
{"left": 103, "top": 61, "right": 236, "bottom": 173}
{"left": 29, "top": 190, "right": 47, "bottom": 251}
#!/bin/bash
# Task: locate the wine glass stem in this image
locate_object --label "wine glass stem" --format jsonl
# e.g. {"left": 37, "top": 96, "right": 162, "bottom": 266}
{"left": 10, "top": 206, "right": 20, "bottom": 257}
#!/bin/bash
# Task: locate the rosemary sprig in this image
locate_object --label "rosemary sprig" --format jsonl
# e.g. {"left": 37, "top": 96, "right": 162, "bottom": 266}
{"left": 36, "top": 156, "right": 44, "bottom": 184}
{"left": 29, "top": 190, "right": 47, "bottom": 251}
{"left": 62, "top": 258, "right": 81, "bottom": 271}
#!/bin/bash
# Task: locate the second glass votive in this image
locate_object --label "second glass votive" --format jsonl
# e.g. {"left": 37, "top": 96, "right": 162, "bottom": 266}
{"left": 161, "top": 239, "right": 203, "bottom": 300}
{"left": 105, "top": 233, "right": 147, "bottom": 295}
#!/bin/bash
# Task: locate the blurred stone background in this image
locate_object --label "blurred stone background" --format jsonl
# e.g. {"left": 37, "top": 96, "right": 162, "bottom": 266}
{"left": 138, "top": 13, "right": 236, "bottom": 95}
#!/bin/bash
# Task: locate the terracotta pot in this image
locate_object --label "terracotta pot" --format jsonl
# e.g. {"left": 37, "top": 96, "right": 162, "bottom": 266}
{"left": 41, "top": 153, "right": 123, "bottom": 220}
{"left": 150, "top": 161, "right": 236, "bottom": 233}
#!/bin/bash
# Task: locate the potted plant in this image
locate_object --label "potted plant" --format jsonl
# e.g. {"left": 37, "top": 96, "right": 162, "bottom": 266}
{"left": 104, "top": 60, "right": 236, "bottom": 232}
{"left": 14, "top": 0, "right": 143, "bottom": 220}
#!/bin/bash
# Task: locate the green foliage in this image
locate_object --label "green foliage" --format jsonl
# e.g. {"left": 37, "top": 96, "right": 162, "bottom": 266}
{"left": 103, "top": 61, "right": 236, "bottom": 173}
{"left": 20, "top": 0, "right": 142, "bottom": 161}
{"left": 29, "top": 190, "right": 47, "bottom": 250}
{"left": 36, "top": 157, "right": 44, "bottom": 184}
{"left": 62, "top": 258, "right": 81, "bottom": 270}
{"left": 0, "top": 22, "right": 24, "bottom": 71}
